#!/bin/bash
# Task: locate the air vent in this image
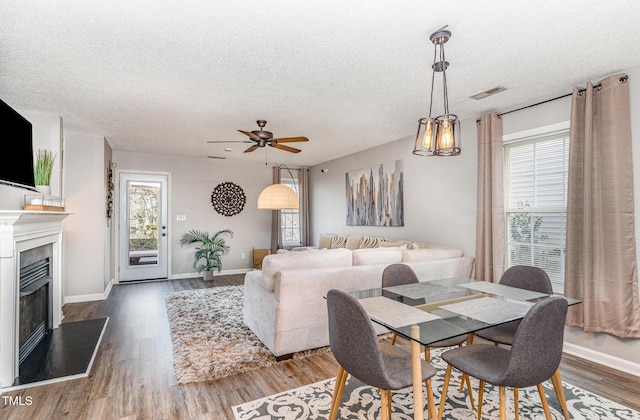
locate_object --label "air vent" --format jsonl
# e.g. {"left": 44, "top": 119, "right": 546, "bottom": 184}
{"left": 470, "top": 86, "right": 507, "bottom": 100}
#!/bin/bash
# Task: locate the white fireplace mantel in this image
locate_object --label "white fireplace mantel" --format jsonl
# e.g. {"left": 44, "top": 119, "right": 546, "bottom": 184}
{"left": 0, "top": 210, "right": 71, "bottom": 388}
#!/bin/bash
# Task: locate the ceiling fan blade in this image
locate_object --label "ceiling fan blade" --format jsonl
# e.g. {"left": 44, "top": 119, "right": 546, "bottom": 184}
{"left": 272, "top": 136, "right": 309, "bottom": 143}
{"left": 207, "top": 156, "right": 226, "bottom": 159}
{"left": 271, "top": 144, "right": 301, "bottom": 153}
{"left": 207, "top": 140, "right": 252, "bottom": 144}
{"left": 238, "top": 129, "right": 262, "bottom": 142}
{"left": 244, "top": 145, "right": 259, "bottom": 153}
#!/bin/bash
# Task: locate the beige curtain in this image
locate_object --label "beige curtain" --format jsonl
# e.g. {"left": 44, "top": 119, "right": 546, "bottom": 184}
{"left": 565, "top": 73, "right": 640, "bottom": 338}
{"left": 475, "top": 112, "right": 504, "bottom": 282}
{"left": 298, "top": 168, "right": 310, "bottom": 246}
{"left": 270, "top": 166, "right": 282, "bottom": 254}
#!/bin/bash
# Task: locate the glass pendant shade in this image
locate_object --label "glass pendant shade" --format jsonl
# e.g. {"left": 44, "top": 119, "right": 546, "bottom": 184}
{"left": 257, "top": 184, "right": 299, "bottom": 210}
{"left": 413, "top": 25, "right": 461, "bottom": 157}
{"left": 413, "top": 117, "right": 436, "bottom": 156}
{"left": 433, "top": 114, "right": 461, "bottom": 156}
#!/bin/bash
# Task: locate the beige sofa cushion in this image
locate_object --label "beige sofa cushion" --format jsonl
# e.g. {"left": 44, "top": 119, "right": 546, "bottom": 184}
{"left": 318, "top": 233, "right": 336, "bottom": 249}
{"left": 402, "top": 247, "right": 463, "bottom": 262}
{"left": 261, "top": 248, "right": 352, "bottom": 291}
{"left": 359, "top": 236, "right": 386, "bottom": 248}
{"left": 345, "top": 235, "right": 363, "bottom": 250}
{"left": 378, "top": 240, "right": 410, "bottom": 248}
{"left": 352, "top": 247, "right": 404, "bottom": 266}
{"left": 330, "top": 235, "right": 347, "bottom": 248}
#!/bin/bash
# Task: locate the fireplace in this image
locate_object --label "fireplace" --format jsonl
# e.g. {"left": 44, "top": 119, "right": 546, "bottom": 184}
{"left": 0, "top": 210, "right": 70, "bottom": 389}
{"left": 18, "top": 244, "right": 53, "bottom": 364}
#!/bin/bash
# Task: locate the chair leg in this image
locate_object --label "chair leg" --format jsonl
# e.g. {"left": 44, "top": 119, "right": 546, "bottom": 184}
{"left": 514, "top": 388, "right": 519, "bottom": 420}
{"left": 380, "top": 388, "right": 390, "bottom": 420}
{"left": 424, "top": 378, "right": 437, "bottom": 420}
{"left": 477, "top": 380, "right": 484, "bottom": 420}
{"left": 456, "top": 340, "right": 475, "bottom": 407}
{"left": 387, "top": 389, "right": 393, "bottom": 419}
{"left": 464, "top": 373, "right": 475, "bottom": 409}
{"left": 329, "top": 366, "right": 348, "bottom": 420}
{"left": 551, "top": 369, "right": 570, "bottom": 419}
{"left": 390, "top": 332, "right": 398, "bottom": 346}
{"left": 499, "top": 386, "right": 507, "bottom": 420}
{"left": 437, "top": 364, "right": 453, "bottom": 419}
{"left": 424, "top": 346, "right": 431, "bottom": 362}
{"left": 536, "top": 383, "right": 552, "bottom": 420}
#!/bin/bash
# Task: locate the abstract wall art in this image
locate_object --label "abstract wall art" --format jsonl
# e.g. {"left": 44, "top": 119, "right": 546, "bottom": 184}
{"left": 346, "top": 160, "right": 404, "bottom": 226}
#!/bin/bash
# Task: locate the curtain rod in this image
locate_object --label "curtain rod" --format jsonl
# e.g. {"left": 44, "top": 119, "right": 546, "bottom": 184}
{"left": 477, "top": 74, "right": 629, "bottom": 122}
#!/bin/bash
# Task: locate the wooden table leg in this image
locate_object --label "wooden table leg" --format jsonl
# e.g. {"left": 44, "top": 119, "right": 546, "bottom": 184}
{"left": 410, "top": 324, "right": 424, "bottom": 420}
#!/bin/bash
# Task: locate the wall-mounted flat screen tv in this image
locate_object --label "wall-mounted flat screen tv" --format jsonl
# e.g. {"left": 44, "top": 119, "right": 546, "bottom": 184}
{"left": 0, "top": 98, "right": 37, "bottom": 191}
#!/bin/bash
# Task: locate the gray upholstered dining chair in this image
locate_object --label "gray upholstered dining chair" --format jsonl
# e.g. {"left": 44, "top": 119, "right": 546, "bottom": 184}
{"left": 473, "top": 265, "right": 553, "bottom": 345}
{"left": 382, "top": 264, "right": 469, "bottom": 356}
{"left": 470, "top": 265, "right": 570, "bottom": 418}
{"left": 326, "top": 288, "right": 438, "bottom": 420}
{"left": 438, "top": 295, "right": 569, "bottom": 420}
{"left": 382, "top": 264, "right": 475, "bottom": 408}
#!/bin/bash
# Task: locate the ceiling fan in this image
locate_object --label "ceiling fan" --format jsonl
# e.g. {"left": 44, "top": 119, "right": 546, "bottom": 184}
{"left": 208, "top": 120, "right": 308, "bottom": 153}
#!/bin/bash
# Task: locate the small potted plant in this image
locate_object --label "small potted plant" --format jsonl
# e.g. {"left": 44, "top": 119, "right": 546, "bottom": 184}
{"left": 180, "top": 229, "right": 233, "bottom": 280}
{"left": 34, "top": 149, "right": 56, "bottom": 195}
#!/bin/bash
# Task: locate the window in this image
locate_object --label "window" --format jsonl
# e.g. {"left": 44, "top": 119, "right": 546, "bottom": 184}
{"left": 504, "top": 126, "right": 569, "bottom": 293}
{"left": 280, "top": 174, "right": 301, "bottom": 248}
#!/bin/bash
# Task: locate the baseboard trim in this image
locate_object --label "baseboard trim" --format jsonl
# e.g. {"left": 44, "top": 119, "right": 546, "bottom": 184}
{"left": 563, "top": 342, "right": 640, "bottom": 377}
{"left": 63, "top": 281, "right": 112, "bottom": 304}
{"left": 168, "top": 268, "right": 251, "bottom": 280}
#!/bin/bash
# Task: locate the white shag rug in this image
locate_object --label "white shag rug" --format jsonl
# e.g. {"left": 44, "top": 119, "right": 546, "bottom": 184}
{"left": 165, "top": 285, "right": 330, "bottom": 384}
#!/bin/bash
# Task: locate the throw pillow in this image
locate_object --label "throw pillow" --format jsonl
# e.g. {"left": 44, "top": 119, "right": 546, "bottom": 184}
{"left": 318, "top": 233, "right": 336, "bottom": 249}
{"left": 359, "top": 236, "right": 386, "bottom": 248}
{"left": 330, "top": 235, "right": 347, "bottom": 248}
{"left": 345, "top": 235, "right": 363, "bottom": 250}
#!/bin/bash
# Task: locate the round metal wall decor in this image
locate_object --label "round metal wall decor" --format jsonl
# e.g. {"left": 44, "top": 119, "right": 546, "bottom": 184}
{"left": 211, "top": 182, "right": 246, "bottom": 216}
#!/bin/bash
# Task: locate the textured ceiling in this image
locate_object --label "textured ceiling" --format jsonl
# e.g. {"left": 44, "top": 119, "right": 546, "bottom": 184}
{"left": 2, "top": 1, "right": 640, "bottom": 167}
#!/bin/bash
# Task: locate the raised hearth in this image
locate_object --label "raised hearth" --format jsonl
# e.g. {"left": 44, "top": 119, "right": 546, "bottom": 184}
{"left": 0, "top": 210, "right": 70, "bottom": 388}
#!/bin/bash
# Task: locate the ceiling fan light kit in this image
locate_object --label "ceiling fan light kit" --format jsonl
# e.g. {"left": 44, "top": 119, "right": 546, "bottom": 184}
{"left": 413, "top": 25, "right": 462, "bottom": 157}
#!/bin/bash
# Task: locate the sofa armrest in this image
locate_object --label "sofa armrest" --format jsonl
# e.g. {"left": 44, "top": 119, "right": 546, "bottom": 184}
{"left": 273, "top": 265, "right": 387, "bottom": 330}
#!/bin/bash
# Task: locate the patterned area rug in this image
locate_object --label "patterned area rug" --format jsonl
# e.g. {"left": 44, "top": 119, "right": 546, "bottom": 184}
{"left": 232, "top": 348, "right": 640, "bottom": 419}
{"left": 165, "top": 285, "right": 331, "bottom": 384}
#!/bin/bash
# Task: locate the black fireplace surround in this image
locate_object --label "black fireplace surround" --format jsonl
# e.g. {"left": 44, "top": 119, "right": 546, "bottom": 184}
{"left": 18, "top": 244, "right": 53, "bottom": 365}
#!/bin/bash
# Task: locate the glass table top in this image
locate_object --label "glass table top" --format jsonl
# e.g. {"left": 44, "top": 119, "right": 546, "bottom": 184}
{"left": 348, "top": 277, "right": 580, "bottom": 346}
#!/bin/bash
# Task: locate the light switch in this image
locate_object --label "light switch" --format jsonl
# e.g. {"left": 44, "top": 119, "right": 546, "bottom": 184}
{"left": 176, "top": 214, "right": 187, "bottom": 221}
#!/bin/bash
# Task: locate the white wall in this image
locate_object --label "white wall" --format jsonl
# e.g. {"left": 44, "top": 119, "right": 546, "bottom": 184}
{"left": 62, "top": 131, "right": 108, "bottom": 301}
{"left": 309, "top": 120, "right": 478, "bottom": 257}
{"left": 113, "top": 151, "right": 273, "bottom": 276}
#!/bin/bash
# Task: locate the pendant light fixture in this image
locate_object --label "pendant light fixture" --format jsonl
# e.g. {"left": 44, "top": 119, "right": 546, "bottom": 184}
{"left": 257, "top": 164, "right": 300, "bottom": 210}
{"left": 257, "top": 184, "right": 299, "bottom": 210}
{"left": 413, "top": 25, "right": 461, "bottom": 157}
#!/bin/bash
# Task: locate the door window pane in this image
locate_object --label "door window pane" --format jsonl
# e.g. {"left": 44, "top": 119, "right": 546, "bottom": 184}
{"left": 128, "top": 182, "right": 159, "bottom": 266}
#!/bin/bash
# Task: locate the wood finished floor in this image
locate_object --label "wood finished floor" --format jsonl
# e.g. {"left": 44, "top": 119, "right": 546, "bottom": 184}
{"left": 1, "top": 275, "right": 639, "bottom": 419}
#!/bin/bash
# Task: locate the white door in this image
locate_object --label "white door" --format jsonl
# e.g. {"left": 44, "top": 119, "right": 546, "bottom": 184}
{"left": 118, "top": 172, "right": 169, "bottom": 281}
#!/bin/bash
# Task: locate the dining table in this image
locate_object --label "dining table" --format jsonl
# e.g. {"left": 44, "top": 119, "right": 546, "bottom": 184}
{"left": 347, "top": 276, "right": 581, "bottom": 420}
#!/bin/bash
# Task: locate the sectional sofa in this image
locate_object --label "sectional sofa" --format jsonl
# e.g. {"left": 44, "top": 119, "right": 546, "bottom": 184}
{"left": 243, "top": 237, "right": 475, "bottom": 357}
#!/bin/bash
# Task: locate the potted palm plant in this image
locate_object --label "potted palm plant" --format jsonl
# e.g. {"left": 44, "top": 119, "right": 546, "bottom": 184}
{"left": 180, "top": 229, "right": 233, "bottom": 280}
{"left": 34, "top": 149, "right": 56, "bottom": 195}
